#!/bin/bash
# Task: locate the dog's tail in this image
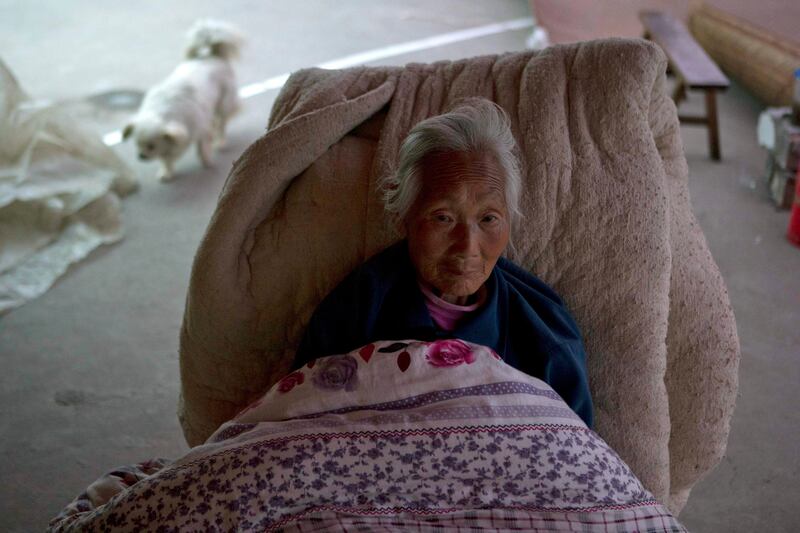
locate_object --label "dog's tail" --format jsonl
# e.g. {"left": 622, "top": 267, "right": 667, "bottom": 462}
{"left": 184, "top": 19, "right": 244, "bottom": 61}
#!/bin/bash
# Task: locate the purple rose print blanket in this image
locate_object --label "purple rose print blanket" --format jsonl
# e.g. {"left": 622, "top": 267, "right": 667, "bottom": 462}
{"left": 49, "top": 340, "right": 686, "bottom": 532}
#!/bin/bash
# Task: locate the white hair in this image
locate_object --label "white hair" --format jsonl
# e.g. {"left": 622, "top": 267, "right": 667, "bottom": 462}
{"left": 381, "top": 98, "right": 523, "bottom": 232}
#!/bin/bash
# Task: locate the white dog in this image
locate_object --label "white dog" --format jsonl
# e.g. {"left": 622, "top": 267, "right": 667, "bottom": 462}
{"left": 123, "top": 19, "right": 243, "bottom": 181}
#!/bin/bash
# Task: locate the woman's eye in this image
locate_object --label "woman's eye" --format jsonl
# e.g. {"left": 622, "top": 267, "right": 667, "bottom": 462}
{"left": 482, "top": 214, "right": 499, "bottom": 224}
{"left": 434, "top": 213, "right": 452, "bottom": 223}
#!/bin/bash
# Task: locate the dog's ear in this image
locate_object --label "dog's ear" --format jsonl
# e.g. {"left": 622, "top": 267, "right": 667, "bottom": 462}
{"left": 163, "top": 122, "right": 189, "bottom": 145}
{"left": 122, "top": 123, "right": 134, "bottom": 140}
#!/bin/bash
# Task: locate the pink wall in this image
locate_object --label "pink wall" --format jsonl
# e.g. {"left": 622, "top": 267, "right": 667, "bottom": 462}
{"left": 531, "top": 0, "right": 800, "bottom": 47}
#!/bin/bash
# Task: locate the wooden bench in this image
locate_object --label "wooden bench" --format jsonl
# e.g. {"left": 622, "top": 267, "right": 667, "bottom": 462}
{"left": 640, "top": 11, "right": 730, "bottom": 160}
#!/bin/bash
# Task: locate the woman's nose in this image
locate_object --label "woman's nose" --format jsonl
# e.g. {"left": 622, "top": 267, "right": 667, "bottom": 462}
{"left": 450, "top": 223, "right": 479, "bottom": 256}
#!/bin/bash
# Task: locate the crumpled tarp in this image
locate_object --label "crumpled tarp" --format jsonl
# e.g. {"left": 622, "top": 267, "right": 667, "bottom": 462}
{"left": 0, "top": 59, "right": 137, "bottom": 314}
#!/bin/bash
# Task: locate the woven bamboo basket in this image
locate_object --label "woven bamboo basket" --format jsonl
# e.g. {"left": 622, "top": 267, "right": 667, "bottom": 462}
{"left": 689, "top": 4, "right": 800, "bottom": 106}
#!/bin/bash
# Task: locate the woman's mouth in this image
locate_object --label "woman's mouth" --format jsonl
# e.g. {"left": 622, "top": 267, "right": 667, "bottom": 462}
{"left": 442, "top": 263, "right": 481, "bottom": 276}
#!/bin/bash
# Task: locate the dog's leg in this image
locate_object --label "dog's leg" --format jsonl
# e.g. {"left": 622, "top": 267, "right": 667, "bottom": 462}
{"left": 213, "top": 115, "right": 227, "bottom": 149}
{"left": 214, "top": 82, "right": 239, "bottom": 150}
{"left": 198, "top": 136, "right": 214, "bottom": 168}
{"left": 158, "top": 159, "right": 175, "bottom": 182}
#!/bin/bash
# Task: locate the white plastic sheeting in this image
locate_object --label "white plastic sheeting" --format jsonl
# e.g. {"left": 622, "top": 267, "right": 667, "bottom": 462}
{"left": 0, "top": 59, "right": 137, "bottom": 314}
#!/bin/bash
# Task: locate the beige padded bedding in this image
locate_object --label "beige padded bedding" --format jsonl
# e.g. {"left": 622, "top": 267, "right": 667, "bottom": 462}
{"left": 178, "top": 38, "right": 739, "bottom": 513}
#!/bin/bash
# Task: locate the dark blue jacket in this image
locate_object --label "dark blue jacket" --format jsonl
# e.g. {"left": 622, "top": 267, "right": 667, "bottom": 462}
{"left": 293, "top": 240, "right": 593, "bottom": 427}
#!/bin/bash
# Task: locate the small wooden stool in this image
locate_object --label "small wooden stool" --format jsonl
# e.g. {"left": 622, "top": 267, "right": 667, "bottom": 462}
{"left": 640, "top": 11, "right": 730, "bottom": 160}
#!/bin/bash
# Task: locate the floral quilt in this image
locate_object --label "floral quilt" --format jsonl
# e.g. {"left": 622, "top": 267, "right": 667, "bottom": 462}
{"left": 49, "top": 339, "right": 686, "bottom": 532}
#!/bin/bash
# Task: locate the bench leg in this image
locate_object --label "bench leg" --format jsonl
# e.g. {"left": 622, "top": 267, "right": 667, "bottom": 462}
{"left": 706, "top": 89, "right": 721, "bottom": 160}
{"left": 672, "top": 80, "right": 686, "bottom": 104}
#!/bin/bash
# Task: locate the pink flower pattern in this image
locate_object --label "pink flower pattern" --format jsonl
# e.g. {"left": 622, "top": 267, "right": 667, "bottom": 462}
{"left": 425, "top": 339, "right": 476, "bottom": 367}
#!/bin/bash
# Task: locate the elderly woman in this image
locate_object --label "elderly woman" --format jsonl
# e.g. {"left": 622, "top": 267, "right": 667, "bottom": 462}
{"left": 292, "top": 99, "right": 593, "bottom": 427}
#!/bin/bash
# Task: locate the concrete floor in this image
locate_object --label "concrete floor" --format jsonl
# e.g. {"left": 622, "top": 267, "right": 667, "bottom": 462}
{"left": 1, "top": 1, "right": 798, "bottom": 531}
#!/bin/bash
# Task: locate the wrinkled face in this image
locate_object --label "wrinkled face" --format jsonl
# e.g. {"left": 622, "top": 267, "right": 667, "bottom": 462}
{"left": 405, "top": 150, "right": 510, "bottom": 305}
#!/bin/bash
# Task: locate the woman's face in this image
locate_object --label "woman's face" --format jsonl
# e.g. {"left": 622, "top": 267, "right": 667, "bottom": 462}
{"left": 405, "top": 150, "right": 510, "bottom": 305}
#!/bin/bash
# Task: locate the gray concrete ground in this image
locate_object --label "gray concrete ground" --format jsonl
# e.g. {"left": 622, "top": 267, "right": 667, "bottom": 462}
{"left": 1, "top": 1, "right": 798, "bottom": 531}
